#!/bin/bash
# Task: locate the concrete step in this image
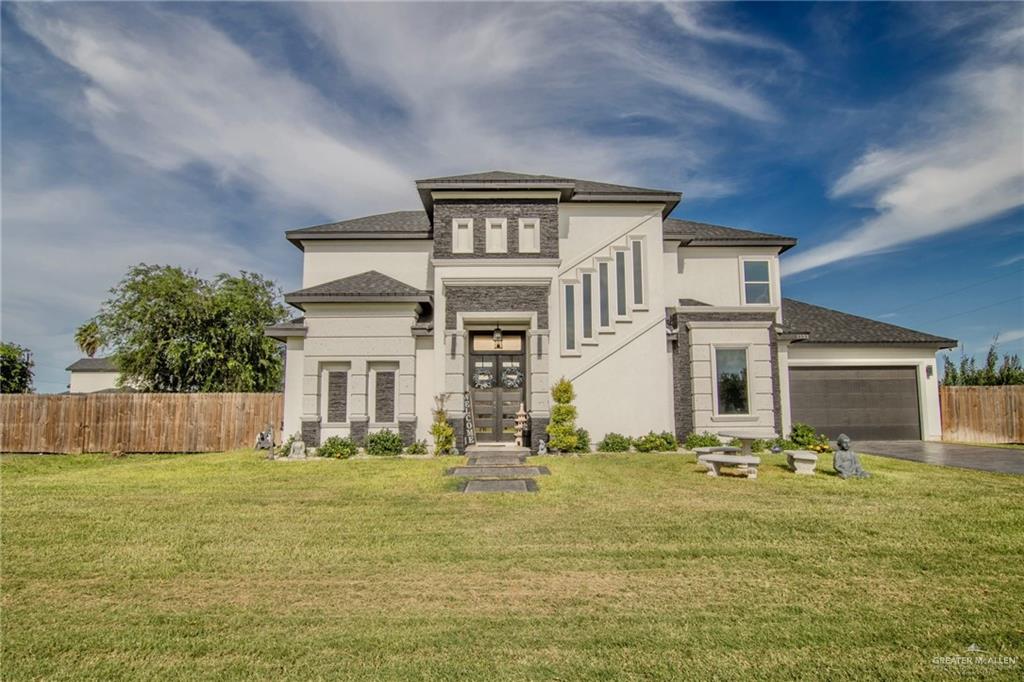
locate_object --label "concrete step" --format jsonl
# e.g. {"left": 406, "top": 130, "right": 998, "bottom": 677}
{"left": 465, "top": 445, "right": 530, "bottom": 456}
{"left": 447, "top": 465, "right": 550, "bottom": 478}
{"left": 463, "top": 479, "right": 538, "bottom": 493}
{"left": 467, "top": 454, "right": 527, "bottom": 466}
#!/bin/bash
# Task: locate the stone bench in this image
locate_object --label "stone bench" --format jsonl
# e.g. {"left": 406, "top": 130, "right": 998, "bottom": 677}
{"left": 693, "top": 446, "right": 740, "bottom": 471}
{"left": 785, "top": 450, "right": 819, "bottom": 476}
{"left": 697, "top": 454, "right": 761, "bottom": 479}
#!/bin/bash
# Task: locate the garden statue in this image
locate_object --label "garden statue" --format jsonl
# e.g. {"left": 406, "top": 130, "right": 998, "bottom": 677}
{"left": 514, "top": 404, "right": 528, "bottom": 447}
{"left": 255, "top": 424, "right": 275, "bottom": 459}
{"left": 288, "top": 433, "right": 307, "bottom": 460}
{"left": 537, "top": 439, "right": 547, "bottom": 455}
{"left": 833, "top": 433, "right": 870, "bottom": 479}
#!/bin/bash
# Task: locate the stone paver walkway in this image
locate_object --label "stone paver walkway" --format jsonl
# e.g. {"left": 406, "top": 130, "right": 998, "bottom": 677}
{"left": 447, "top": 446, "right": 546, "bottom": 492}
{"left": 857, "top": 440, "right": 1024, "bottom": 475}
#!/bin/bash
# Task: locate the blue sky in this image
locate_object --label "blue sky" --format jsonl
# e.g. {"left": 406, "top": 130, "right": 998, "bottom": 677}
{"left": 2, "top": 2, "right": 1022, "bottom": 393}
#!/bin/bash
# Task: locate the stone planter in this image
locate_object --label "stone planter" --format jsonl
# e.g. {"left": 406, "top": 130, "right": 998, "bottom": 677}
{"left": 785, "top": 450, "right": 818, "bottom": 475}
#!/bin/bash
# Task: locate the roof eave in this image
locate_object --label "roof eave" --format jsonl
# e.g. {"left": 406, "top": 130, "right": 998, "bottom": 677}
{"left": 284, "top": 294, "right": 432, "bottom": 311}
{"left": 793, "top": 339, "right": 958, "bottom": 349}
{"left": 672, "top": 236, "right": 798, "bottom": 253}
{"left": 286, "top": 231, "right": 432, "bottom": 250}
{"left": 570, "top": 192, "right": 681, "bottom": 218}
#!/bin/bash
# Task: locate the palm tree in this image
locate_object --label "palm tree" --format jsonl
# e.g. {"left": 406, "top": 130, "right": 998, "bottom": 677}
{"left": 75, "top": 320, "right": 103, "bottom": 358}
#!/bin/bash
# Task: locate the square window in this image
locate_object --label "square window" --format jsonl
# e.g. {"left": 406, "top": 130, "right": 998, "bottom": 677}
{"left": 715, "top": 348, "right": 749, "bottom": 415}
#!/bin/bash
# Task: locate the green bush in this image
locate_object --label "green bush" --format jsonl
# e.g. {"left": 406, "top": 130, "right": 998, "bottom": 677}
{"left": 276, "top": 433, "right": 296, "bottom": 457}
{"left": 684, "top": 432, "right": 721, "bottom": 449}
{"left": 790, "top": 422, "right": 818, "bottom": 447}
{"left": 318, "top": 436, "right": 357, "bottom": 459}
{"left": 546, "top": 377, "right": 579, "bottom": 452}
{"left": 658, "top": 431, "right": 679, "bottom": 451}
{"left": 634, "top": 431, "right": 676, "bottom": 453}
{"left": 574, "top": 428, "right": 591, "bottom": 453}
{"left": 431, "top": 394, "right": 456, "bottom": 455}
{"left": 750, "top": 438, "right": 768, "bottom": 453}
{"left": 598, "top": 432, "right": 632, "bottom": 452}
{"left": 404, "top": 439, "right": 429, "bottom": 455}
{"left": 365, "top": 430, "right": 403, "bottom": 456}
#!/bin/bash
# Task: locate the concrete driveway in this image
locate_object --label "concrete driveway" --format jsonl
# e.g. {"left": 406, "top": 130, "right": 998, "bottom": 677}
{"left": 856, "top": 441, "right": 1024, "bottom": 475}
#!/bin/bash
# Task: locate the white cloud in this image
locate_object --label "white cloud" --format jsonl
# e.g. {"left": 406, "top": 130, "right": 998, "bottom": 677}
{"left": 662, "top": 3, "right": 800, "bottom": 61}
{"left": 785, "top": 60, "right": 1024, "bottom": 276}
{"left": 996, "top": 254, "right": 1024, "bottom": 267}
{"left": 996, "top": 329, "right": 1024, "bottom": 345}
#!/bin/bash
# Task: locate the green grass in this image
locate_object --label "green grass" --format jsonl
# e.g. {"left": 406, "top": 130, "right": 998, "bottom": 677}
{"left": 2, "top": 451, "right": 1022, "bottom": 680}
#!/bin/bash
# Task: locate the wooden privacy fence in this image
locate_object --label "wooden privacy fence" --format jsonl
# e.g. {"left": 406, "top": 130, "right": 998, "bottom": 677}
{"left": 0, "top": 393, "right": 283, "bottom": 454}
{"left": 940, "top": 386, "right": 1024, "bottom": 444}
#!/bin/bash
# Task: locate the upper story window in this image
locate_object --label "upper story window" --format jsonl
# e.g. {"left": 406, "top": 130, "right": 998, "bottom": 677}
{"left": 742, "top": 259, "right": 772, "bottom": 304}
{"left": 518, "top": 218, "right": 540, "bottom": 253}
{"left": 562, "top": 282, "right": 578, "bottom": 353}
{"left": 485, "top": 218, "right": 508, "bottom": 254}
{"left": 615, "top": 250, "right": 627, "bottom": 317}
{"left": 452, "top": 218, "right": 474, "bottom": 254}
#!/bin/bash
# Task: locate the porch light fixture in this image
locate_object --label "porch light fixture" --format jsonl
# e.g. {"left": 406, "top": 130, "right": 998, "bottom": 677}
{"left": 492, "top": 324, "right": 503, "bottom": 349}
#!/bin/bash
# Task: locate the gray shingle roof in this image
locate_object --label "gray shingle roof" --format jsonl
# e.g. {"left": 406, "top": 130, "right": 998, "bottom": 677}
{"left": 782, "top": 298, "right": 956, "bottom": 346}
{"left": 664, "top": 218, "right": 797, "bottom": 252}
{"left": 678, "top": 298, "right": 711, "bottom": 306}
{"left": 66, "top": 357, "right": 117, "bottom": 372}
{"left": 287, "top": 210, "right": 430, "bottom": 243}
{"left": 284, "top": 271, "right": 431, "bottom": 309}
{"left": 264, "top": 316, "right": 307, "bottom": 339}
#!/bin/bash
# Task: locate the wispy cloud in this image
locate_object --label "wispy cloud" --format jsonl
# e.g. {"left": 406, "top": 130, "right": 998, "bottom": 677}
{"left": 662, "top": 3, "right": 800, "bottom": 61}
{"left": 996, "top": 254, "right": 1024, "bottom": 267}
{"left": 783, "top": 12, "right": 1024, "bottom": 277}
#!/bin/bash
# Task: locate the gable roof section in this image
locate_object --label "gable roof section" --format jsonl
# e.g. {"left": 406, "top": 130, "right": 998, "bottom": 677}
{"left": 284, "top": 271, "right": 431, "bottom": 310}
{"left": 66, "top": 357, "right": 117, "bottom": 372}
{"left": 414, "top": 170, "right": 681, "bottom": 217}
{"left": 286, "top": 210, "right": 430, "bottom": 247}
{"left": 665, "top": 218, "right": 797, "bottom": 252}
{"left": 782, "top": 298, "right": 956, "bottom": 347}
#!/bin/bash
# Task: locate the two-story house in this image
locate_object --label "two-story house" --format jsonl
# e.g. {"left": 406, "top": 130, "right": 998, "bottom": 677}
{"left": 267, "top": 171, "right": 956, "bottom": 451}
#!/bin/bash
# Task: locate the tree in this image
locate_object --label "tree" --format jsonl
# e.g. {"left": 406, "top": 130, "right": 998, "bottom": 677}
{"left": 942, "top": 339, "right": 1024, "bottom": 386}
{"left": 92, "top": 264, "right": 287, "bottom": 392}
{"left": 0, "top": 342, "right": 34, "bottom": 393}
{"left": 74, "top": 320, "right": 104, "bottom": 358}
{"left": 546, "top": 377, "right": 579, "bottom": 452}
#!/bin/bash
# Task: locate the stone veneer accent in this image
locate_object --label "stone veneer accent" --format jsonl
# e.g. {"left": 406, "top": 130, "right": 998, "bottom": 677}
{"left": 350, "top": 417, "right": 369, "bottom": 446}
{"left": 670, "top": 310, "right": 783, "bottom": 439}
{"left": 433, "top": 199, "right": 559, "bottom": 259}
{"left": 448, "top": 417, "right": 466, "bottom": 454}
{"left": 529, "top": 415, "right": 549, "bottom": 454}
{"left": 326, "top": 371, "right": 347, "bottom": 422}
{"left": 300, "top": 419, "right": 320, "bottom": 448}
{"left": 398, "top": 418, "right": 417, "bottom": 446}
{"left": 444, "top": 285, "right": 549, "bottom": 330}
{"left": 374, "top": 371, "right": 395, "bottom": 422}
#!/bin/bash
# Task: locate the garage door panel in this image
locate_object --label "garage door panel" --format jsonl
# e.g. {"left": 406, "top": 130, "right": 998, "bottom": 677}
{"left": 789, "top": 366, "right": 920, "bottom": 440}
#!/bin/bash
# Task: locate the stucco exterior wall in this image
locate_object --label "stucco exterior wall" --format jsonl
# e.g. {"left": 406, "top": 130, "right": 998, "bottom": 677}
{"left": 282, "top": 337, "right": 304, "bottom": 438}
{"left": 663, "top": 244, "right": 782, "bottom": 316}
{"left": 301, "top": 240, "right": 433, "bottom": 290}
{"left": 786, "top": 344, "right": 943, "bottom": 441}
{"left": 68, "top": 371, "right": 120, "bottom": 393}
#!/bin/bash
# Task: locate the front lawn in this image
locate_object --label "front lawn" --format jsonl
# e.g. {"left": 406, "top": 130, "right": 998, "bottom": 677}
{"left": 2, "top": 451, "right": 1021, "bottom": 680}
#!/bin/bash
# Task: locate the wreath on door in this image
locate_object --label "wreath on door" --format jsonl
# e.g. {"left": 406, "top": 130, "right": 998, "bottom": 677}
{"left": 501, "top": 366, "right": 525, "bottom": 389}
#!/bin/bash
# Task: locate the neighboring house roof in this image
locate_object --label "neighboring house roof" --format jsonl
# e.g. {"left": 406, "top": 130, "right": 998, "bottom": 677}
{"left": 782, "top": 298, "right": 957, "bottom": 347}
{"left": 414, "top": 170, "right": 681, "bottom": 218}
{"left": 284, "top": 271, "right": 431, "bottom": 310}
{"left": 286, "top": 210, "right": 431, "bottom": 247}
{"left": 65, "top": 357, "right": 117, "bottom": 372}
{"left": 678, "top": 298, "right": 711, "bottom": 307}
{"left": 664, "top": 218, "right": 797, "bottom": 252}
{"left": 265, "top": 316, "right": 307, "bottom": 339}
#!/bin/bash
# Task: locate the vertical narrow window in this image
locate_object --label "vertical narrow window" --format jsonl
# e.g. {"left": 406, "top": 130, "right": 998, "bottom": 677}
{"left": 518, "top": 218, "right": 540, "bottom": 253}
{"left": 631, "top": 240, "right": 644, "bottom": 305}
{"left": 742, "top": 260, "right": 771, "bottom": 304}
{"left": 581, "top": 273, "right": 593, "bottom": 339}
{"left": 564, "top": 284, "right": 576, "bottom": 351}
{"left": 374, "top": 371, "right": 396, "bottom": 422}
{"left": 715, "top": 348, "right": 749, "bottom": 415}
{"left": 485, "top": 218, "right": 507, "bottom": 253}
{"left": 598, "top": 262, "right": 610, "bottom": 328}
{"left": 452, "top": 219, "right": 473, "bottom": 254}
{"left": 615, "top": 251, "right": 627, "bottom": 316}
{"left": 327, "top": 371, "right": 347, "bottom": 422}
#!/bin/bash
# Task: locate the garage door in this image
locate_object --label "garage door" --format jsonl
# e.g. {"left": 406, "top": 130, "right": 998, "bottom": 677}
{"left": 789, "top": 366, "right": 921, "bottom": 440}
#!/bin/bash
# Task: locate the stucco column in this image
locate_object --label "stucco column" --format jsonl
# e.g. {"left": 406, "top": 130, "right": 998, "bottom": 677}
{"left": 527, "top": 329, "right": 551, "bottom": 452}
{"left": 398, "top": 356, "right": 417, "bottom": 445}
{"left": 443, "top": 330, "right": 468, "bottom": 450}
{"left": 349, "top": 359, "right": 369, "bottom": 444}
{"left": 300, "top": 355, "right": 321, "bottom": 447}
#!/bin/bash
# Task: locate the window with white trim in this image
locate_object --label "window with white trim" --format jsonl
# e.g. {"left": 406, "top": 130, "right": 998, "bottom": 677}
{"left": 615, "top": 250, "right": 627, "bottom": 316}
{"left": 563, "top": 283, "right": 577, "bottom": 352}
{"left": 742, "top": 259, "right": 772, "bottom": 304}
{"left": 581, "top": 272, "right": 594, "bottom": 340}
{"left": 598, "top": 261, "right": 610, "bottom": 329}
{"left": 485, "top": 218, "right": 507, "bottom": 253}
{"left": 714, "top": 347, "right": 750, "bottom": 415}
{"left": 630, "top": 238, "right": 645, "bottom": 307}
{"left": 518, "top": 218, "right": 540, "bottom": 253}
{"left": 452, "top": 218, "right": 473, "bottom": 254}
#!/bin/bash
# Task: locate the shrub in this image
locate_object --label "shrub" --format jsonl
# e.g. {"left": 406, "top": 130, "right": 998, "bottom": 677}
{"left": 598, "top": 432, "right": 632, "bottom": 452}
{"left": 750, "top": 438, "right": 768, "bottom": 453}
{"left": 276, "top": 433, "right": 296, "bottom": 457}
{"left": 365, "top": 429, "right": 403, "bottom": 456}
{"left": 319, "top": 436, "right": 357, "bottom": 459}
{"left": 404, "top": 439, "right": 429, "bottom": 455}
{"left": 684, "top": 432, "right": 721, "bottom": 449}
{"left": 574, "top": 428, "right": 591, "bottom": 453}
{"left": 546, "top": 377, "right": 579, "bottom": 452}
{"left": 658, "top": 431, "right": 679, "bottom": 451}
{"left": 634, "top": 431, "right": 675, "bottom": 453}
{"left": 790, "top": 422, "right": 818, "bottom": 447}
{"left": 767, "top": 437, "right": 797, "bottom": 452}
{"left": 431, "top": 393, "right": 456, "bottom": 455}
